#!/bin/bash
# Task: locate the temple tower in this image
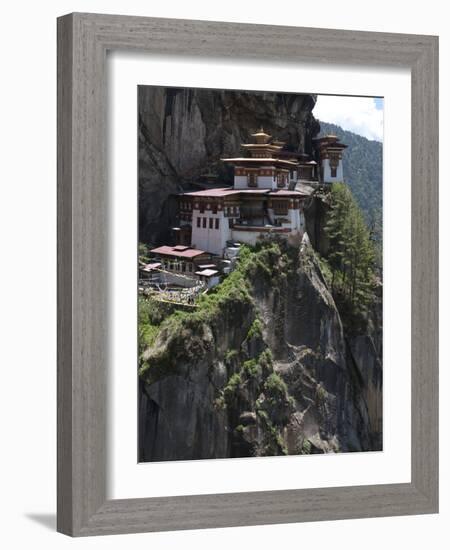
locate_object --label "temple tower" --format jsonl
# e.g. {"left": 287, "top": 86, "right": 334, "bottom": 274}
{"left": 314, "top": 134, "right": 347, "bottom": 184}
{"left": 221, "top": 129, "right": 298, "bottom": 190}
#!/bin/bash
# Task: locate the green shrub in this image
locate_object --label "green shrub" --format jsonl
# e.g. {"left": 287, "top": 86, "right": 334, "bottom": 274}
{"left": 224, "top": 372, "right": 242, "bottom": 402}
{"left": 138, "top": 242, "right": 150, "bottom": 262}
{"left": 246, "top": 318, "right": 263, "bottom": 340}
{"left": 257, "top": 407, "right": 288, "bottom": 456}
{"left": 256, "top": 408, "right": 268, "bottom": 421}
{"left": 258, "top": 349, "right": 273, "bottom": 371}
{"left": 139, "top": 323, "right": 159, "bottom": 351}
{"left": 298, "top": 438, "right": 312, "bottom": 455}
{"left": 225, "top": 349, "right": 239, "bottom": 363}
{"left": 213, "top": 394, "right": 226, "bottom": 410}
{"left": 242, "top": 358, "right": 261, "bottom": 378}
{"left": 264, "top": 372, "right": 287, "bottom": 398}
{"left": 138, "top": 296, "right": 164, "bottom": 355}
{"left": 316, "top": 384, "right": 327, "bottom": 403}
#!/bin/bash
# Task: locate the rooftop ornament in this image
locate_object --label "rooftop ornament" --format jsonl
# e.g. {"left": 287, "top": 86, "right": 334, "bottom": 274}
{"left": 251, "top": 127, "right": 272, "bottom": 144}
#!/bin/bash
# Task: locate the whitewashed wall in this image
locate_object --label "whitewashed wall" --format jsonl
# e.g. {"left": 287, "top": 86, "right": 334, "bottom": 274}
{"left": 267, "top": 208, "right": 304, "bottom": 231}
{"left": 256, "top": 175, "right": 276, "bottom": 189}
{"left": 233, "top": 173, "right": 277, "bottom": 189}
{"left": 322, "top": 158, "right": 344, "bottom": 183}
{"left": 231, "top": 229, "right": 261, "bottom": 246}
{"left": 190, "top": 210, "right": 231, "bottom": 255}
{"left": 233, "top": 175, "right": 249, "bottom": 188}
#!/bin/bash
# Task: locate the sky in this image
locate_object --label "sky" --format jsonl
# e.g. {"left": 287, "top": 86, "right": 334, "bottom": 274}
{"left": 313, "top": 95, "right": 384, "bottom": 142}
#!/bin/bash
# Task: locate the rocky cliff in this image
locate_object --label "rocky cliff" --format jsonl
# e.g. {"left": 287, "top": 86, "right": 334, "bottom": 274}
{"left": 138, "top": 87, "right": 320, "bottom": 244}
{"left": 139, "top": 239, "right": 382, "bottom": 461}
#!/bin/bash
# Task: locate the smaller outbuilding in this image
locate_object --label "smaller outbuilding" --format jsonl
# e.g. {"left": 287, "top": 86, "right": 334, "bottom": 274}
{"left": 195, "top": 268, "right": 220, "bottom": 289}
{"left": 149, "top": 245, "right": 212, "bottom": 275}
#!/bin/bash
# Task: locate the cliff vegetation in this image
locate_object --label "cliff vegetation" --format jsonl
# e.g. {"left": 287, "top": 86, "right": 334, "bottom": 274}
{"left": 139, "top": 229, "right": 382, "bottom": 461}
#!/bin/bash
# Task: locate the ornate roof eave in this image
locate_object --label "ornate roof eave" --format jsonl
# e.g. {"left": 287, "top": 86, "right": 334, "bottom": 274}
{"left": 221, "top": 157, "right": 299, "bottom": 167}
{"left": 241, "top": 143, "right": 283, "bottom": 150}
{"left": 320, "top": 143, "right": 348, "bottom": 150}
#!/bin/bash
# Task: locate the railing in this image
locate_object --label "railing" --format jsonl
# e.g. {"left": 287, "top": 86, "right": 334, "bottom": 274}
{"left": 139, "top": 267, "right": 206, "bottom": 305}
{"left": 232, "top": 224, "right": 291, "bottom": 233}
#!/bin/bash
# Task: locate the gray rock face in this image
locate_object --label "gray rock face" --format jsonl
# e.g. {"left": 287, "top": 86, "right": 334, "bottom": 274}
{"left": 252, "top": 246, "right": 380, "bottom": 454}
{"left": 139, "top": 242, "right": 382, "bottom": 461}
{"left": 139, "top": 287, "right": 256, "bottom": 461}
{"left": 138, "top": 86, "right": 320, "bottom": 244}
{"left": 139, "top": 361, "right": 230, "bottom": 461}
{"left": 347, "top": 334, "right": 383, "bottom": 449}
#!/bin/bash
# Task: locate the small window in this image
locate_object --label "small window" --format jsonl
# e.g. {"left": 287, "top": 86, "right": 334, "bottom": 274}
{"left": 277, "top": 173, "right": 286, "bottom": 187}
{"left": 209, "top": 218, "right": 214, "bottom": 229}
{"left": 248, "top": 173, "right": 257, "bottom": 187}
{"left": 215, "top": 218, "right": 220, "bottom": 230}
{"left": 197, "top": 217, "right": 201, "bottom": 228}
{"left": 202, "top": 218, "right": 207, "bottom": 228}
{"left": 273, "top": 200, "right": 289, "bottom": 215}
{"left": 331, "top": 166, "right": 337, "bottom": 177}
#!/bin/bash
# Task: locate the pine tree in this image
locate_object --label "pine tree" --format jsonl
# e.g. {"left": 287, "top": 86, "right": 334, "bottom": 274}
{"left": 324, "top": 183, "right": 376, "bottom": 323}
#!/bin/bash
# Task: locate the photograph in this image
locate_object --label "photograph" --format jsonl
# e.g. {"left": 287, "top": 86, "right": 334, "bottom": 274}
{"left": 137, "top": 87, "right": 383, "bottom": 462}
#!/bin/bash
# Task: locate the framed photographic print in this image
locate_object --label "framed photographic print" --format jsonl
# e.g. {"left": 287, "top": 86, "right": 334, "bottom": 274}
{"left": 57, "top": 13, "right": 438, "bottom": 536}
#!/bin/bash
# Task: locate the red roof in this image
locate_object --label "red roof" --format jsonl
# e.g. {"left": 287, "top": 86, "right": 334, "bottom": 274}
{"left": 150, "top": 246, "right": 207, "bottom": 259}
{"left": 221, "top": 157, "right": 298, "bottom": 166}
{"left": 183, "top": 188, "right": 238, "bottom": 197}
{"left": 268, "top": 190, "right": 309, "bottom": 197}
{"left": 237, "top": 189, "right": 272, "bottom": 194}
{"left": 183, "top": 188, "right": 270, "bottom": 198}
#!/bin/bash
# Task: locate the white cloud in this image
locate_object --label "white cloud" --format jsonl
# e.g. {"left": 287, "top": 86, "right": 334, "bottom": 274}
{"left": 313, "top": 96, "right": 383, "bottom": 142}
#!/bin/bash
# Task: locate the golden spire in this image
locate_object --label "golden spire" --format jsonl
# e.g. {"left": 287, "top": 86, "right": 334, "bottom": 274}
{"left": 251, "top": 127, "right": 271, "bottom": 144}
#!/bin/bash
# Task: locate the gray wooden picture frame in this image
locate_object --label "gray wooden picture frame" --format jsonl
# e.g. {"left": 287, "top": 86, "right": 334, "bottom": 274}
{"left": 57, "top": 12, "right": 439, "bottom": 537}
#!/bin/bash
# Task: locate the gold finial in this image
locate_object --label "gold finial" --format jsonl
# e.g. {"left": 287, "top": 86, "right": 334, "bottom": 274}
{"left": 251, "top": 127, "right": 271, "bottom": 144}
